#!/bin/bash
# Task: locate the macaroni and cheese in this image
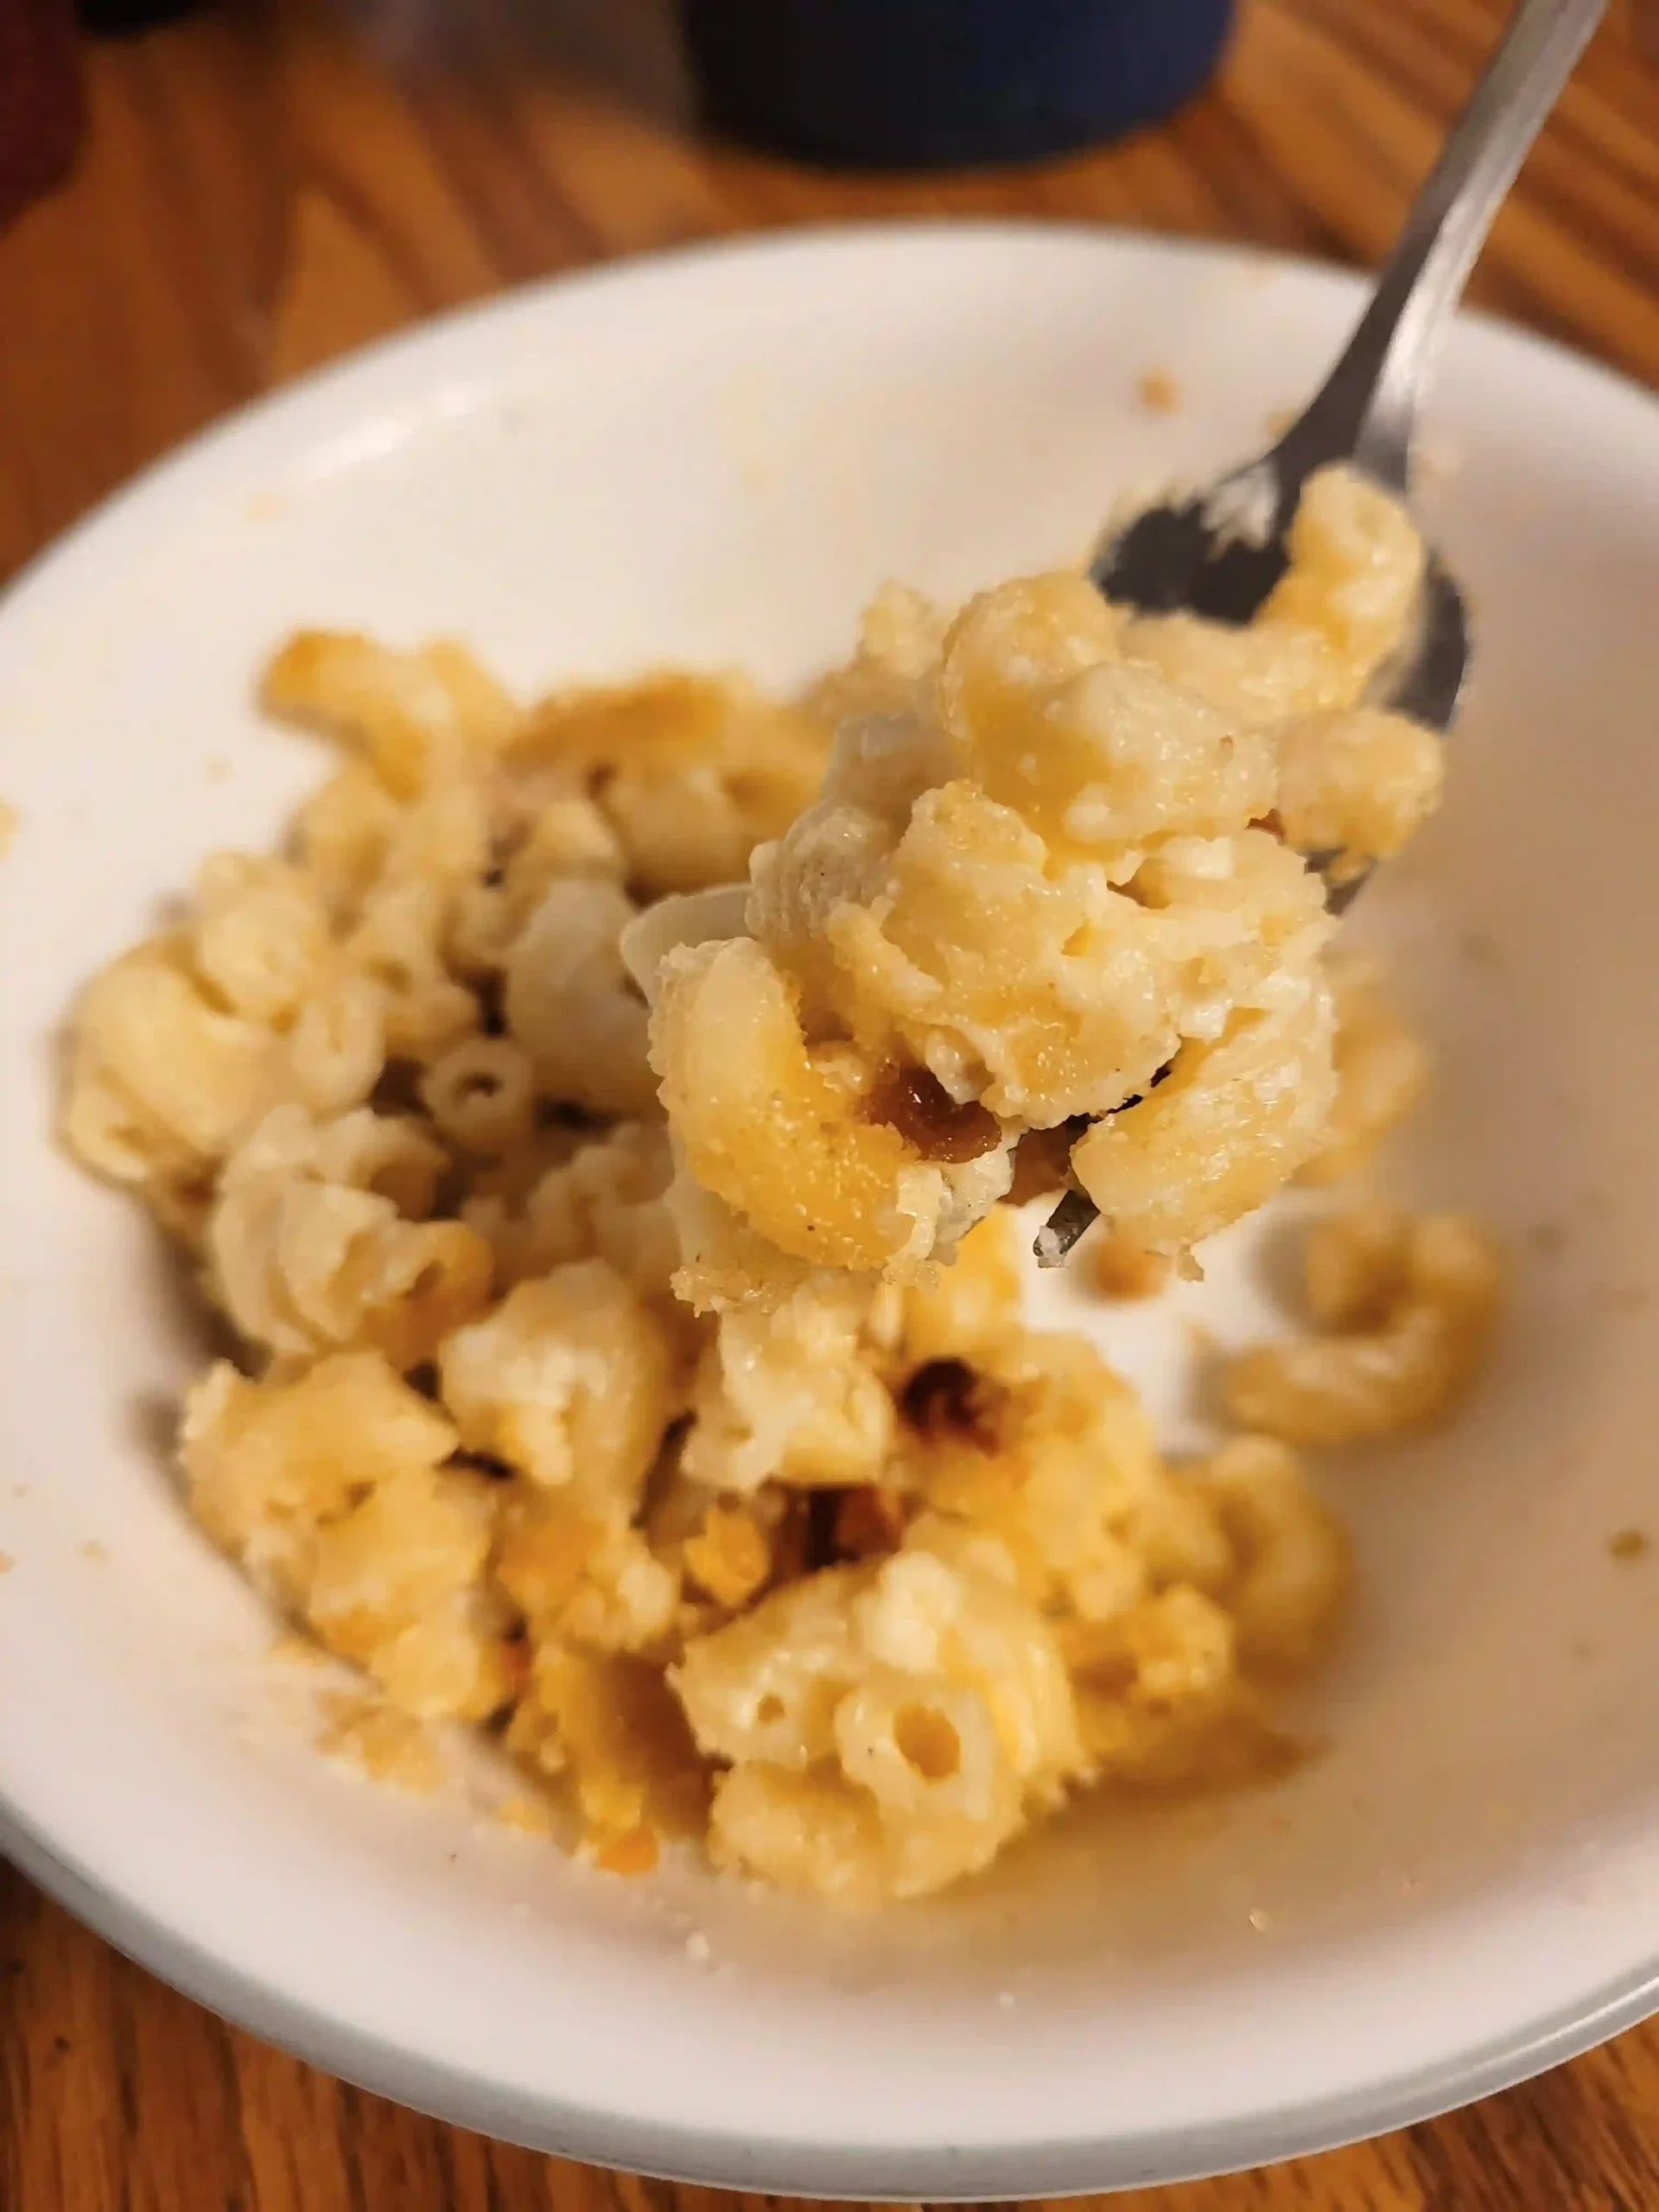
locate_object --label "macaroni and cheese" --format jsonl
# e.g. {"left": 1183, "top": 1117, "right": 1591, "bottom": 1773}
{"left": 61, "top": 481, "right": 1495, "bottom": 1904}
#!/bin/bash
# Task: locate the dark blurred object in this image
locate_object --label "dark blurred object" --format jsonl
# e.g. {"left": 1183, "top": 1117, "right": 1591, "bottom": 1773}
{"left": 679, "top": 0, "right": 1236, "bottom": 170}
{"left": 78, "top": 0, "right": 200, "bottom": 29}
{"left": 0, "top": 0, "right": 83, "bottom": 228}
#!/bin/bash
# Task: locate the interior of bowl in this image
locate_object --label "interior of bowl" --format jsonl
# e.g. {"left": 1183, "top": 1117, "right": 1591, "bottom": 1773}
{"left": 1, "top": 227, "right": 1656, "bottom": 2196}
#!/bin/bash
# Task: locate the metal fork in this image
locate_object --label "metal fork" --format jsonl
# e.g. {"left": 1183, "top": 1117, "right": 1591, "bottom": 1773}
{"left": 1035, "top": 0, "right": 1607, "bottom": 1268}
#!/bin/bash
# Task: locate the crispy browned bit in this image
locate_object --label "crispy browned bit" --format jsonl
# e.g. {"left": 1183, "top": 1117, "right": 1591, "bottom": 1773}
{"left": 1609, "top": 1527, "right": 1650, "bottom": 1563}
{"left": 863, "top": 1063, "right": 1001, "bottom": 1164}
{"left": 832, "top": 1487, "right": 906, "bottom": 1560}
{"left": 1254, "top": 810, "right": 1284, "bottom": 839}
{"left": 1006, "top": 1117, "right": 1092, "bottom": 1204}
{"left": 899, "top": 1357, "right": 1003, "bottom": 1447}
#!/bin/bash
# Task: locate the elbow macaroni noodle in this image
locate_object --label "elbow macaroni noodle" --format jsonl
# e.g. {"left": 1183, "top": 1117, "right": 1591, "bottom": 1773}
{"left": 61, "top": 474, "right": 1497, "bottom": 1904}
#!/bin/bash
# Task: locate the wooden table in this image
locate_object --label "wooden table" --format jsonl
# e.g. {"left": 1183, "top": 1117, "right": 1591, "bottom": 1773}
{"left": 3, "top": 2, "right": 1658, "bottom": 2204}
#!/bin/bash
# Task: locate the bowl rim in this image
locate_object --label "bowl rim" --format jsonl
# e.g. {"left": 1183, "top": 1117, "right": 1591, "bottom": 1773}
{"left": 7, "top": 1790, "right": 1659, "bottom": 2196}
{"left": 3, "top": 217, "right": 1657, "bottom": 2198}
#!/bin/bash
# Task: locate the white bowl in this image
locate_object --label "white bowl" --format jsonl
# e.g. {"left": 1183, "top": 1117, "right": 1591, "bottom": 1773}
{"left": 2, "top": 226, "right": 1657, "bottom": 2198}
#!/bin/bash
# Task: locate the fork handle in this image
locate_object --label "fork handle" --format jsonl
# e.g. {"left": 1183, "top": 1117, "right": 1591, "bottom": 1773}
{"left": 1276, "top": 0, "right": 1607, "bottom": 493}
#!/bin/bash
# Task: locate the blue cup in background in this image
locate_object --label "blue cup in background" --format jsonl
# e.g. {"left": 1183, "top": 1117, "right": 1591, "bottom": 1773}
{"left": 678, "top": 0, "right": 1236, "bottom": 172}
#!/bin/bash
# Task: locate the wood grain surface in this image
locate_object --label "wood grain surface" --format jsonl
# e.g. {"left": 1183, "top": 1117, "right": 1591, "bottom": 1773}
{"left": 2, "top": 3, "right": 1657, "bottom": 2206}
